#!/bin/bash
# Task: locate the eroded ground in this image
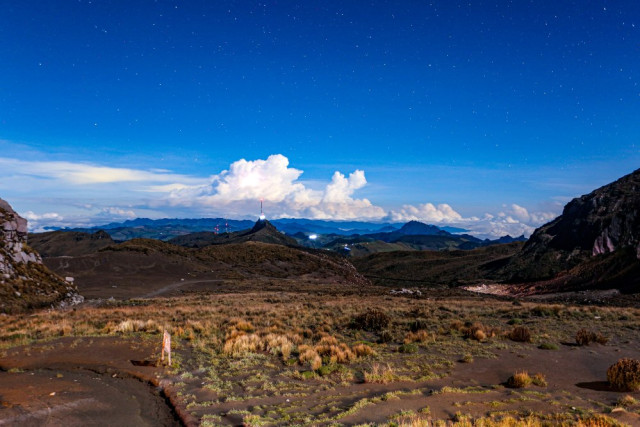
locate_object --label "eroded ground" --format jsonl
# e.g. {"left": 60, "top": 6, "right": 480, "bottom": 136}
{"left": 2, "top": 291, "right": 640, "bottom": 426}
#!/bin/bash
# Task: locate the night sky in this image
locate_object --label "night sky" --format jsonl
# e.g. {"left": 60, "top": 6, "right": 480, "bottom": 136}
{"left": 1, "top": 1, "right": 638, "bottom": 237}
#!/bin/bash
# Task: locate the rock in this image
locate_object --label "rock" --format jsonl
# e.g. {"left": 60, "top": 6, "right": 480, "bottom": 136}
{"left": 0, "top": 197, "right": 82, "bottom": 312}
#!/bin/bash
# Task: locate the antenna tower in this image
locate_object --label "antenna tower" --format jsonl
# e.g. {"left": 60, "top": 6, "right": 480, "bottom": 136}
{"left": 259, "top": 198, "right": 266, "bottom": 220}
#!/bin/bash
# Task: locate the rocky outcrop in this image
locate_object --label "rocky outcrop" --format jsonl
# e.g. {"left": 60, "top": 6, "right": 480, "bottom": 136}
{"left": 503, "top": 168, "right": 640, "bottom": 288}
{"left": 0, "top": 198, "right": 82, "bottom": 313}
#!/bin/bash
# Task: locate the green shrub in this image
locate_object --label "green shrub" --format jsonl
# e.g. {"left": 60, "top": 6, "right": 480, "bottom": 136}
{"left": 398, "top": 343, "right": 418, "bottom": 354}
{"left": 538, "top": 342, "right": 558, "bottom": 350}
{"left": 317, "top": 364, "right": 338, "bottom": 377}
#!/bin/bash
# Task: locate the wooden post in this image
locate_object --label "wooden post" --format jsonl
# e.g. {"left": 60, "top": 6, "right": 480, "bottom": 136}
{"left": 161, "top": 328, "right": 171, "bottom": 366}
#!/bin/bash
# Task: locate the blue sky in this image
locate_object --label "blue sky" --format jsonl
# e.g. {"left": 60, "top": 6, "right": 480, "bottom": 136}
{"left": 1, "top": 1, "right": 638, "bottom": 237}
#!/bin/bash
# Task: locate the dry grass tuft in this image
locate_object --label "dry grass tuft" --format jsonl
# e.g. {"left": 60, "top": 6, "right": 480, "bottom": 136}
{"left": 404, "top": 330, "right": 436, "bottom": 344}
{"left": 506, "top": 371, "right": 532, "bottom": 388}
{"left": 351, "top": 309, "right": 390, "bottom": 331}
{"left": 508, "top": 326, "right": 532, "bottom": 343}
{"left": 299, "top": 346, "right": 322, "bottom": 371}
{"left": 616, "top": 394, "right": 638, "bottom": 407}
{"left": 607, "top": 358, "right": 640, "bottom": 391}
{"left": 531, "top": 373, "right": 547, "bottom": 387}
{"left": 264, "top": 334, "right": 295, "bottom": 361}
{"left": 364, "top": 363, "right": 394, "bottom": 384}
{"left": 351, "top": 343, "right": 374, "bottom": 357}
{"left": 576, "top": 329, "right": 608, "bottom": 346}
{"left": 222, "top": 333, "right": 261, "bottom": 356}
{"left": 461, "top": 322, "right": 498, "bottom": 342}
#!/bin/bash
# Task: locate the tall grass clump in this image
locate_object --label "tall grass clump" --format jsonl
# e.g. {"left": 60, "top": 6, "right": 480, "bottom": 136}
{"left": 607, "top": 358, "right": 640, "bottom": 391}
{"left": 508, "top": 326, "right": 531, "bottom": 343}
{"left": 351, "top": 309, "right": 390, "bottom": 332}
{"left": 576, "top": 329, "right": 608, "bottom": 346}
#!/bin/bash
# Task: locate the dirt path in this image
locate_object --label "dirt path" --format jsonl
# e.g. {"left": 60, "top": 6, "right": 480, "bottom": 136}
{"left": 0, "top": 369, "right": 178, "bottom": 427}
{"left": 0, "top": 337, "right": 182, "bottom": 427}
{"left": 142, "top": 279, "right": 226, "bottom": 298}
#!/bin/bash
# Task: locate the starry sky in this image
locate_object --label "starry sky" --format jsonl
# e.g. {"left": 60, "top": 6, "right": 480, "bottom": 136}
{"left": 1, "top": 1, "right": 638, "bottom": 237}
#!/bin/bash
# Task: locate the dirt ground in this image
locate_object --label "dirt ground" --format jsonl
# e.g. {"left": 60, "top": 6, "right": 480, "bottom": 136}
{"left": 2, "top": 291, "right": 640, "bottom": 426}
{"left": 0, "top": 337, "right": 180, "bottom": 426}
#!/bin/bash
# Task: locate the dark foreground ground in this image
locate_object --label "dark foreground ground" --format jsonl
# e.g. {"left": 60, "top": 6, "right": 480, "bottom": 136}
{"left": 2, "top": 281, "right": 640, "bottom": 426}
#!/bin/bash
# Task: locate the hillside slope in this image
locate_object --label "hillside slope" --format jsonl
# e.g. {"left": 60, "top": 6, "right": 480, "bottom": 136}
{"left": 28, "top": 230, "right": 114, "bottom": 257}
{"left": 43, "top": 237, "right": 369, "bottom": 299}
{"left": 352, "top": 242, "right": 523, "bottom": 288}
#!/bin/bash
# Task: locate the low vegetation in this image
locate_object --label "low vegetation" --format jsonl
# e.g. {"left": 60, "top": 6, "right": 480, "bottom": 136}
{"left": 575, "top": 328, "right": 609, "bottom": 346}
{"left": 607, "top": 358, "right": 640, "bottom": 391}
{"left": 1, "top": 293, "right": 639, "bottom": 425}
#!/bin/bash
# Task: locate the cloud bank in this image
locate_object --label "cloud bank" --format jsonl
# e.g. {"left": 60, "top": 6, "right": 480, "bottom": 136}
{"left": 162, "top": 154, "right": 385, "bottom": 220}
{"left": 0, "top": 154, "right": 559, "bottom": 237}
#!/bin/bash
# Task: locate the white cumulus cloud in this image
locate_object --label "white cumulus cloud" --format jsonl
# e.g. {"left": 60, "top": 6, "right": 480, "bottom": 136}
{"left": 388, "top": 203, "right": 463, "bottom": 223}
{"left": 162, "top": 154, "right": 385, "bottom": 220}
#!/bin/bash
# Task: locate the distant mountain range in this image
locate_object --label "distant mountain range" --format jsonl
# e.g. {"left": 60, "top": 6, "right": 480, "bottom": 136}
{"left": 38, "top": 216, "right": 523, "bottom": 256}
{"left": 45, "top": 218, "right": 469, "bottom": 241}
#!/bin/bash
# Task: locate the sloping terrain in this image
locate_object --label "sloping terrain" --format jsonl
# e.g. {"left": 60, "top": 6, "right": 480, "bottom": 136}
{"left": 501, "top": 168, "right": 640, "bottom": 291}
{"left": 352, "top": 242, "right": 522, "bottom": 287}
{"left": 43, "top": 237, "right": 369, "bottom": 299}
{"left": 0, "top": 198, "right": 79, "bottom": 313}
{"left": 28, "top": 229, "right": 115, "bottom": 257}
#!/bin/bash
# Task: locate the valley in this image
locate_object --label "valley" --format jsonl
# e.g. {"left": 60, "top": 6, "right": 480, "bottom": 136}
{"left": 2, "top": 169, "right": 640, "bottom": 426}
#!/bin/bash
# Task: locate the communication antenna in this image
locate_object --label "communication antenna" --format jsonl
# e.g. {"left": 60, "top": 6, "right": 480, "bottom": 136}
{"left": 259, "top": 198, "right": 266, "bottom": 220}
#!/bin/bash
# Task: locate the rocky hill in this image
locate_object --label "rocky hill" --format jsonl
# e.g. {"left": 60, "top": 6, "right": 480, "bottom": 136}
{"left": 397, "top": 220, "right": 450, "bottom": 235}
{"left": 0, "top": 198, "right": 80, "bottom": 313}
{"left": 502, "top": 168, "right": 640, "bottom": 290}
{"left": 169, "top": 219, "right": 298, "bottom": 248}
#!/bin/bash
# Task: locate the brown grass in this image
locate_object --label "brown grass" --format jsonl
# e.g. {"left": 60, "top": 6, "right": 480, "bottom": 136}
{"left": 576, "top": 329, "right": 608, "bottom": 346}
{"left": 364, "top": 363, "right": 394, "bottom": 384}
{"left": 507, "top": 371, "right": 532, "bottom": 388}
{"left": 607, "top": 358, "right": 640, "bottom": 391}
{"left": 508, "top": 326, "right": 532, "bottom": 343}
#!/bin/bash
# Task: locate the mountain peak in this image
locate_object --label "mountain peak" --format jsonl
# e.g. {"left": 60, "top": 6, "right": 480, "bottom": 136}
{"left": 398, "top": 221, "right": 449, "bottom": 236}
{"left": 503, "top": 168, "right": 640, "bottom": 288}
{"left": 251, "top": 218, "right": 276, "bottom": 233}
